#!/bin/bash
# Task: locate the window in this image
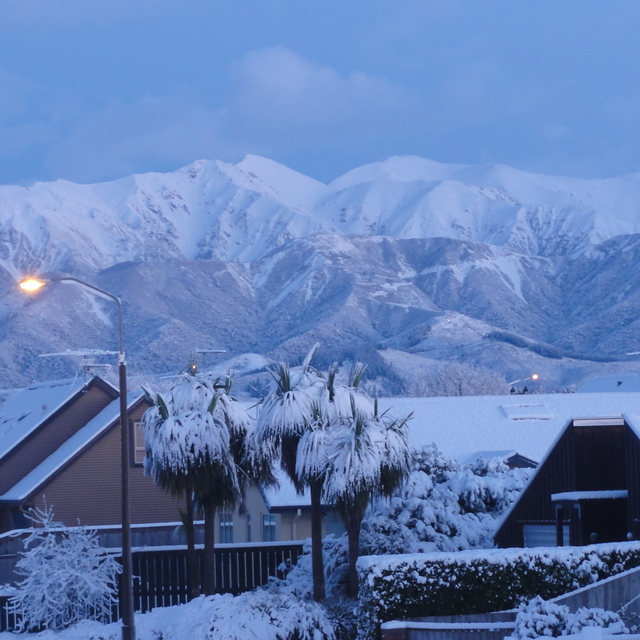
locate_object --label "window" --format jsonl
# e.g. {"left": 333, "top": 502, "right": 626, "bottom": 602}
{"left": 523, "top": 524, "right": 570, "bottom": 547}
{"left": 220, "top": 513, "right": 234, "bottom": 543}
{"left": 133, "top": 420, "right": 145, "bottom": 465}
{"left": 246, "top": 513, "right": 252, "bottom": 543}
{"left": 262, "top": 513, "right": 276, "bottom": 542}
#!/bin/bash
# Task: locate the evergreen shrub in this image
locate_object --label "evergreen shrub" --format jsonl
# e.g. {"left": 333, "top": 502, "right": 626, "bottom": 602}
{"left": 357, "top": 542, "right": 640, "bottom": 640}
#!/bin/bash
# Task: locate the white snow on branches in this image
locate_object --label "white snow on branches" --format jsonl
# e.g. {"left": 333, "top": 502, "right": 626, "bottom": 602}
{"left": 142, "top": 374, "right": 239, "bottom": 485}
{"left": 9, "top": 506, "right": 120, "bottom": 631}
{"left": 361, "top": 444, "right": 531, "bottom": 554}
{"left": 512, "top": 596, "right": 628, "bottom": 638}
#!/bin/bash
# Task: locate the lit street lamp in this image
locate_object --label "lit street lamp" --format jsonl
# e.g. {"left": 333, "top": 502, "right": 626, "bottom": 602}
{"left": 508, "top": 373, "right": 539, "bottom": 394}
{"left": 19, "top": 274, "right": 135, "bottom": 640}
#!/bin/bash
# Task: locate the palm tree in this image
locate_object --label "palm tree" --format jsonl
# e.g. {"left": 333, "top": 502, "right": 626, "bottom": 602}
{"left": 141, "top": 381, "right": 204, "bottom": 599}
{"left": 319, "top": 397, "right": 411, "bottom": 597}
{"left": 254, "top": 344, "right": 328, "bottom": 601}
{"left": 142, "top": 373, "right": 262, "bottom": 596}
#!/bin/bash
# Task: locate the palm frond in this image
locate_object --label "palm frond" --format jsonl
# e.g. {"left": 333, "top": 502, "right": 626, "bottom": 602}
{"left": 156, "top": 394, "right": 169, "bottom": 420}
{"left": 349, "top": 361, "right": 367, "bottom": 389}
{"left": 327, "top": 362, "right": 338, "bottom": 402}
{"left": 301, "top": 342, "right": 320, "bottom": 372}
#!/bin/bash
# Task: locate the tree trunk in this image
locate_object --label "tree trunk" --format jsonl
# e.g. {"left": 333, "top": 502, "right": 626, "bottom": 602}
{"left": 310, "top": 480, "right": 326, "bottom": 601}
{"left": 344, "top": 505, "right": 366, "bottom": 598}
{"left": 202, "top": 504, "right": 216, "bottom": 596}
{"left": 184, "top": 492, "right": 200, "bottom": 599}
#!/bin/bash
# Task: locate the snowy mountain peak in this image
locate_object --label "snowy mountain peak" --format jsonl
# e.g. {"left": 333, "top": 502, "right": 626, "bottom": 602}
{"left": 330, "top": 155, "right": 470, "bottom": 189}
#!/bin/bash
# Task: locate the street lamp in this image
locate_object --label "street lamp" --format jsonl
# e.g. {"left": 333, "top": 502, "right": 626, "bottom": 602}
{"left": 508, "top": 373, "right": 539, "bottom": 394}
{"left": 19, "top": 274, "right": 135, "bottom": 640}
{"left": 508, "top": 373, "right": 539, "bottom": 385}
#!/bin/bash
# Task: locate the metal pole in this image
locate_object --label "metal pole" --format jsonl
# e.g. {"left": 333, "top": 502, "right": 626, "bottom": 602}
{"left": 30, "top": 275, "right": 136, "bottom": 640}
{"left": 119, "top": 354, "right": 135, "bottom": 640}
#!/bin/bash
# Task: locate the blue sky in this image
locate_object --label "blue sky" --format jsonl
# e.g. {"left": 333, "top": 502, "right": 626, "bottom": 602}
{"left": 2, "top": 0, "right": 640, "bottom": 185}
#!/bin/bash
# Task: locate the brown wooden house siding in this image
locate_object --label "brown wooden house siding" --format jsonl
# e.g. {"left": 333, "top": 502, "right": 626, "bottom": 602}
{"left": 30, "top": 401, "right": 183, "bottom": 528}
{"left": 495, "top": 421, "right": 632, "bottom": 548}
{"left": 0, "top": 381, "right": 116, "bottom": 495}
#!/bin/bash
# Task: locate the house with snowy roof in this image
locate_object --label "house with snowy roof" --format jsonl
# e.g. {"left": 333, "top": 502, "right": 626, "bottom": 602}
{"left": 0, "top": 376, "right": 182, "bottom": 534}
{"left": 0, "top": 375, "right": 329, "bottom": 546}
{"left": 378, "top": 392, "right": 640, "bottom": 549}
{"left": 494, "top": 415, "right": 640, "bottom": 548}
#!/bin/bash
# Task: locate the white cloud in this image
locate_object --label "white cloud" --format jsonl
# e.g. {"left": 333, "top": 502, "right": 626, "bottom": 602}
{"left": 224, "top": 47, "right": 417, "bottom": 150}
{"left": 45, "top": 90, "right": 229, "bottom": 183}
{"left": 39, "top": 48, "right": 418, "bottom": 183}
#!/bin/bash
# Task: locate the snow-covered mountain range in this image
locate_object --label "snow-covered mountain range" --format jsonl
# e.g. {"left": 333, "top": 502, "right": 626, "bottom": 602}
{"left": 3, "top": 154, "right": 640, "bottom": 392}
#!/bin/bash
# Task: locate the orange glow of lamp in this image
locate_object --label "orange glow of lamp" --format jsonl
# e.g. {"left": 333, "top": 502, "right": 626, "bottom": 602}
{"left": 19, "top": 278, "right": 47, "bottom": 291}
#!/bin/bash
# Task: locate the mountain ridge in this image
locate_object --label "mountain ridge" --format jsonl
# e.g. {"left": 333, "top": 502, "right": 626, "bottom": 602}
{"left": 3, "top": 155, "right": 640, "bottom": 392}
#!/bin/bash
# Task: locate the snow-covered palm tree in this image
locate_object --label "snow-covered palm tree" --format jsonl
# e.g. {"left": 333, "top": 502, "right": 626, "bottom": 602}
{"left": 257, "top": 350, "right": 377, "bottom": 601}
{"left": 254, "top": 344, "right": 329, "bottom": 600}
{"left": 142, "top": 373, "right": 262, "bottom": 596}
{"left": 303, "top": 396, "right": 411, "bottom": 597}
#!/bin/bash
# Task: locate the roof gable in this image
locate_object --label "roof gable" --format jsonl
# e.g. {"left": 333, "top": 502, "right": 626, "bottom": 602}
{"left": 0, "top": 392, "right": 144, "bottom": 504}
{"left": 0, "top": 377, "right": 117, "bottom": 461}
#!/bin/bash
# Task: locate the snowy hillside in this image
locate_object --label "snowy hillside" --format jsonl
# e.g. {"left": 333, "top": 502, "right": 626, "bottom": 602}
{"left": 3, "top": 155, "right": 640, "bottom": 390}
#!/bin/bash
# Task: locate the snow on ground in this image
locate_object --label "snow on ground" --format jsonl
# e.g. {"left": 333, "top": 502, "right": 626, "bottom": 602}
{"left": 0, "top": 590, "right": 334, "bottom": 640}
{"left": 577, "top": 374, "right": 640, "bottom": 393}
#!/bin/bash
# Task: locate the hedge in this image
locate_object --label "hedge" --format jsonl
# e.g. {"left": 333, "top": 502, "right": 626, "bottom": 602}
{"left": 356, "top": 542, "right": 640, "bottom": 640}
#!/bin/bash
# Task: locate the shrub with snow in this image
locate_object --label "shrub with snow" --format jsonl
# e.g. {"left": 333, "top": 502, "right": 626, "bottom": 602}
{"left": 513, "top": 597, "right": 572, "bottom": 638}
{"left": 9, "top": 506, "right": 121, "bottom": 631}
{"left": 357, "top": 543, "right": 640, "bottom": 640}
{"left": 272, "top": 535, "right": 350, "bottom": 601}
{"left": 361, "top": 444, "right": 531, "bottom": 555}
{"left": 512, "top": 597, "right": 628, "bottom": 638}
{"left": 568, "top": 607, "right": 628, "bottom": 636}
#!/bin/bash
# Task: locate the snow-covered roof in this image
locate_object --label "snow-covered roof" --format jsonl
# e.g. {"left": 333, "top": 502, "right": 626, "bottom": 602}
{"left": 577, "top": 374, "right": 640, "bottom": 393}
{"left": 460, "top": 450, "right": 519, "bottom": 466}
{"left": 0, "top": 392, "right": 143, "bottom": 503}
{"left": 261, "top": 392, "right": 640, "bottom": 510}
{"left": 0, "top": 377, "right": 116, "bottom": 460}
{"left": 378, "top": 391, "right": 640, "bottom": 463}
{"left": 262, "top": 469, "right": 311, "bottom": 510}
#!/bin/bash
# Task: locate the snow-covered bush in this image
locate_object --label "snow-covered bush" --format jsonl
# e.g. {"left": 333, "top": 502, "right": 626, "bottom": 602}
{"left": 268, "top": 535, "right": 358, "bottom": 640}
{"left": 203, "top": 590, "right": 335, "bottom": 640}
{"left": 512, "top": 597, "right": 628, "bottom": 638}
{"left": 272, "top": 535, "right": 350, "bottom": 601}
{"left": 513, "top": 597, "right": 572, "bottom": 638}
{"left": 568, "top": 607, "right": 628, "bottom": 636}
{"left": 361, "top": 444, "right": 531, "bottom": 555}
{"left": 9, "top": 506, "right": 121, "bottom": 631}
{"left": 357, "top": 543, "right": 640, "bottom": 640}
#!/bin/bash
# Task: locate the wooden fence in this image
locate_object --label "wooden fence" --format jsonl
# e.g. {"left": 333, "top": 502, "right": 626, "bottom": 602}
{"left": 0, "top": 541, "right": 304, "bottom": 632}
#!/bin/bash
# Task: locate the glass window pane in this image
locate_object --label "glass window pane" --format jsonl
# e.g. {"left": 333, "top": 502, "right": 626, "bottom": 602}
{"left": 262, "top": 514, "right": 276, "bottom": 542}
{"left": 220, "top": 512, "right": 234, "bottom": 544}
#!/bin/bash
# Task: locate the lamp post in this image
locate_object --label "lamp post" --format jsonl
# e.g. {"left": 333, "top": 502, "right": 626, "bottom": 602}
{"left": 19, "top": 274, "right": 135, "bottom": 640}
{"left": 508, "top": 373, "right": 539, "bottom": 394}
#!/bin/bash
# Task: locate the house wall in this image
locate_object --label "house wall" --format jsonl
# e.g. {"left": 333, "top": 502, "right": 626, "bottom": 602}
{"left": 0, "top": 382, "right": 116, "bottom": 495}
{"left": 495, "top": 423, "right": 630, "bottom": 548}
{"left": 11, "top": 392, "right": 337, "bottom": 544}
{"left": 625, "top": 428, "right": 640, "bottom": 540}
{"left": 31, "top": 401, "right": 183, "bottom": 527}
